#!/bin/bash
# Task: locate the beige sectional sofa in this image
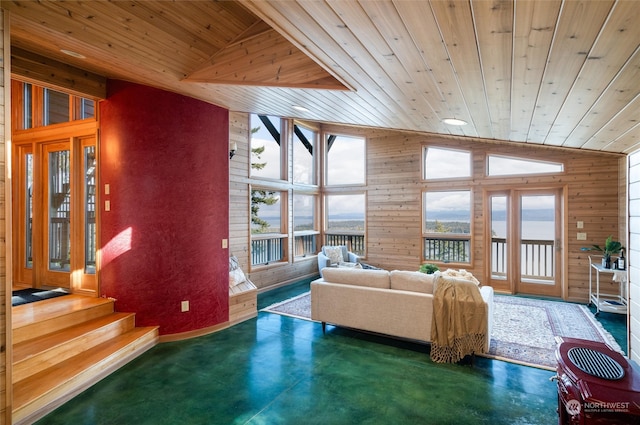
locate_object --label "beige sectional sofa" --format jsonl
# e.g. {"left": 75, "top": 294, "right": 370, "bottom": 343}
{"left": 310, "top": 267, "right": 494, "bottom": 351}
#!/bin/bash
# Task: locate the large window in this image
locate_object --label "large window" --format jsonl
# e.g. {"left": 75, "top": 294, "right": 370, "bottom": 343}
{"left": 423, "top": 190, "right": 471, "bottom": 263}
{"left": 326, "top": 134, "right": 365, "bottom": 186}
{"left": 251, "top": 187, "right": 286, "bottom": 266}
{"left": 293, "top": 192, "right": 318, "bottom": 257}
{"left": 424, "top": 146, "right": 471, "bottom": 179}
{"left": 293, "top": 124, "right": 316, "bottom": 185}
{"left": 250, "top": 114, "right": 283, "bottom": 181}
{"left": 325, "top": 193, "right": 366, "bottom": 256}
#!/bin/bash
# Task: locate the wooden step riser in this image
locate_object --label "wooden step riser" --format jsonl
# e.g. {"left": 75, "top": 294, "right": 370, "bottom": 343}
{"left": 13, "top": 327, "right": 159, "bottom": 425}
{"left": 13, "top": 302, "right": 115, "bottom": 345}
{"left": 13, "top": 314, "right": 137, "bottom": 383}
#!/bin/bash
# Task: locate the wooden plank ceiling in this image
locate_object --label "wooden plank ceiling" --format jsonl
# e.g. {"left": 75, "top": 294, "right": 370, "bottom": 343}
{"left": 4, "top": 0, "right": 639, "bottom": 153}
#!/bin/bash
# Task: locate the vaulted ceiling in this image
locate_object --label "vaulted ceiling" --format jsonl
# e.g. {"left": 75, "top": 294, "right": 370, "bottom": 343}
{"left": 4, "top": 0, "right": 639, "bottom": 153}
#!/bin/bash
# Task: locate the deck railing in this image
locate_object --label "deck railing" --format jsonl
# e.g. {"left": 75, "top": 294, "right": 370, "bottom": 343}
{"left": 424, "top": 237, "right": 470, "bottom": 263}
{"left": 251, "top": 234, "right": 285, "bottom": 266}
{"left": 491, "top": 237, "right": 555, "bottom": 280}
{"left": 294, "top": 231, "right": 319, "bottom": 257}
{"left": 325, "top": 231, "right": 365, "bottom": 256}
{"left": 251, "top": 231, "right": 365, "bottom": 265}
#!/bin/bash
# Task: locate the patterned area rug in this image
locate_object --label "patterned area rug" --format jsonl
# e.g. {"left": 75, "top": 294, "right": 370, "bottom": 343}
{"left": 262, "top": 292, "right": 622, "bottom": 370}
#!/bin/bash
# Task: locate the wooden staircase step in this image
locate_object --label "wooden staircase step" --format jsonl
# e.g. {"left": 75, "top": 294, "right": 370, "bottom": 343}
{"left": 13, "top": 326, "right": 159, "bottom": 425}
{"left": 13, "top": 295, "right": 115, "bottom": 344}
{"left": 13, "top": 312, "right": 136, "bottom": 382}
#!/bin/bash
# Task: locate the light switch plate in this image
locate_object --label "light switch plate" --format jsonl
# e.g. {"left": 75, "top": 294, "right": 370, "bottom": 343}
{"left": 181, "top": 300, "right": 189, "bottom": 312}
{"left": 577, "top": 221, "right": 583, "bottom": 229}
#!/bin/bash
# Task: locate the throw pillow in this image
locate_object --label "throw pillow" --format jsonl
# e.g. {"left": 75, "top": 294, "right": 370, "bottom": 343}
{"left": 229, "top": 255, "right": 240, "bottom": 272}
{"left": 324, "top": 246, "right": 344, "bottom": 265}
{"left": 229, "top": 267, "right": 246, "bottom": 288}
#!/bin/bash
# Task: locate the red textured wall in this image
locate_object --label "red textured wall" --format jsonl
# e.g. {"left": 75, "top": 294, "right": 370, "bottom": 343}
{"left": 99, "top": 80, "right": 229, "bottom": 335}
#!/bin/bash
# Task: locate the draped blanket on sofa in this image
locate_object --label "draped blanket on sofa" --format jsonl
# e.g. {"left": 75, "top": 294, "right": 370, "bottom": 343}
{"left": 430, "top": 272, "right": 488, "bottom": 363}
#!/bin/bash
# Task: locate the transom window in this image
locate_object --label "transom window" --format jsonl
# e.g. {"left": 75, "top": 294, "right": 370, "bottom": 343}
{"left": 326, "top": 134, "right": 365, "bottom": 186}
{"left": 250, "top": 114, "right": 283, "bottom": 181}
{"left": 487, "top": 155, "right": 563, "bottom": 176}
{"left": 14, "top": 81, "right": 95, "bottom": 130}
{"left": 293, "top": 124, "right": 317, "bottom": 185}
{"left": 424, "top": 147, "right": 471, "bottom": 180}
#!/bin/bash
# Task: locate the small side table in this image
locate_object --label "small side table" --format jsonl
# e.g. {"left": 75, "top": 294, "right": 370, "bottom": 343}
{"left": 588, "top": 256, "right": 627, "bottom": 316}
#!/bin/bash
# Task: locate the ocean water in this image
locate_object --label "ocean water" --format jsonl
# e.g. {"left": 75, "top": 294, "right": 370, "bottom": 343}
{"left": 492, "top": 220, "right": 555, "bottom": 240}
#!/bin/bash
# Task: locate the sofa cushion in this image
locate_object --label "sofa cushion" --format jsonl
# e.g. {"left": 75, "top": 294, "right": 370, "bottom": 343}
{"left": 321, "top": 267, "right": 390, "bottom": 289}
{"left": 389, "top": 270, "right": 435, "bottom": 294}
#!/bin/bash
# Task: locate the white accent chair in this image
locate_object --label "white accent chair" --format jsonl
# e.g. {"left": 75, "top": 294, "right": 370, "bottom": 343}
{"left": 317, "top": 245, "right": 360, "bottom": 277}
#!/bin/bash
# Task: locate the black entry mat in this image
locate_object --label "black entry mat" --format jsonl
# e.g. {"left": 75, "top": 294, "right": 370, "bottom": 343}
{"left": 12, "top": 288, "right": 70, "bottom": 307}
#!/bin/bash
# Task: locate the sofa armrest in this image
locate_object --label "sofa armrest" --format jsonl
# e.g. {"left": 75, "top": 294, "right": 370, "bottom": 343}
{"left": 480, "top": 285, "right": 494, "bottom": 351}
{"left": 346, "top": 252, "right": 359, "bottom": 263}
{"left": 317, "top": 253, "right": 332, "bottom": 277}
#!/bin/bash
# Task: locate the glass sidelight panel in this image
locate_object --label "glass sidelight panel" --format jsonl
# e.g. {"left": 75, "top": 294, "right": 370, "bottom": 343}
{"left": 490, "top": 195, "right": 508, "bottom": 280}
{"left": 25, "top": 153, "right": 34, "bottom": 268}
{"left": 84, "top": 146, "right": 97, "bottom": 273}
{"left": 48, "top": 149, "right": 71, "bottom": 271}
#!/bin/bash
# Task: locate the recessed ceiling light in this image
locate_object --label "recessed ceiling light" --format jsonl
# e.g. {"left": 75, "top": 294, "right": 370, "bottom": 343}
{"left": 443, "top": 118, "right": 468, "bottom": 126}
{"left": 60, "top": 49, "right": 86, "bottom": 59}
{"left": 292, "top": 105, "right": 309, "bottom": 112}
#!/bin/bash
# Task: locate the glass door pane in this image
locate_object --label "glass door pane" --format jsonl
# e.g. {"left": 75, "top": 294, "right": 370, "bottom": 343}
{"left": 490, "top": 195, "right": 508, "bottom": 280}
{"left": 516, "top": 190, "right": 561, "bottom": 298}
{"left": 48, "top": 149, "right": 71, "bottom": 272}
{"left": 25, "top": 152, "right": 33, "bottom": 268}
{"left": 520, "top": 195, "right": 555, "bottom": 284}
{"left": 84, "top": 146, "right": 97, "bottom": 273}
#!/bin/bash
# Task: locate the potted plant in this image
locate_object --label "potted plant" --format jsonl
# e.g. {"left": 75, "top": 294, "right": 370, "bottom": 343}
{"left": 419, "top": 263, "right": 440, "bottom": 274}
{"left": 591, "top": 235, "right": 623, "bottom": 269}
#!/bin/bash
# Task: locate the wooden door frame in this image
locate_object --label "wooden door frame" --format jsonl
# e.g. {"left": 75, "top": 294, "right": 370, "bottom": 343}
{"left": 12, "top": 120, "right": 98, "bottom": 294}
{"left": 514, "top": 188, "right": 563, "bottom": 298}
{"left": 484, "top": 185, "right": 567, "bottom": 298}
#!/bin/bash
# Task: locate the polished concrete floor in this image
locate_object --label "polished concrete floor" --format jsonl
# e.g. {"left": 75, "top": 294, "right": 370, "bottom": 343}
{"left": 36, "top": 280, "right": 627, "bottom": 425}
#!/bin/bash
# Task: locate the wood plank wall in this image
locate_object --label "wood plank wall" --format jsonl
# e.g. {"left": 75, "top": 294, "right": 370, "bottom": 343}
{"left": 230, "top": 112, "right": 624, "bottom": 302}
{"left": 362, "top": 129, "right": 623, "bottom": 302}
{"left": 628, "top": 151, "right": 639, "bottom": 363}
{"left": 1, "top": 10, "right": 9, "bottom": 424}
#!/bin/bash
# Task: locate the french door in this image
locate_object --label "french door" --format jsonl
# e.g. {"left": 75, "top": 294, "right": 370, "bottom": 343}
{"left": 487, "top": 188, "right": 563, "bottom": 297}
{"left": 13, "top": 131, "right": 97, "bottom": 294}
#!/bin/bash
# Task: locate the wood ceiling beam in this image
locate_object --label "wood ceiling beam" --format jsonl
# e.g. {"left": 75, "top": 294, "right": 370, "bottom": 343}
{"left": 11, "top": 47, "right": 106, "bottom": 100}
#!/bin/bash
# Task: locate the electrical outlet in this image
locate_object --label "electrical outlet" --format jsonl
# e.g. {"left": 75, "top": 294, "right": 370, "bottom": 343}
{"left": 577, "top": 232, "right": 587, "bottom": 241}
{"left": 577, "top": 221, "right": 583, "bottom": 229}
{"left": 181, "top": 300, "right": 189, "bottom": 312}
{"left": 105, "top": 200, "right": 111, "bottom": 211}
{"left": 222, "top": 239, "right": 228, "bottom": 249}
